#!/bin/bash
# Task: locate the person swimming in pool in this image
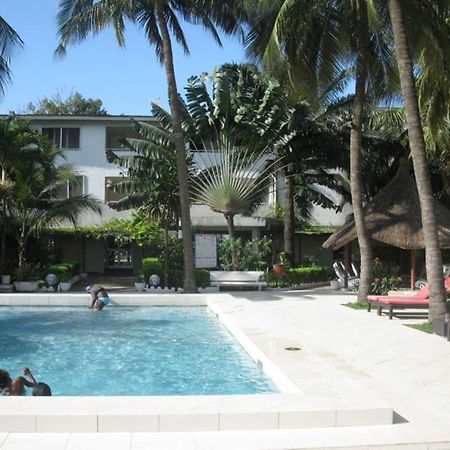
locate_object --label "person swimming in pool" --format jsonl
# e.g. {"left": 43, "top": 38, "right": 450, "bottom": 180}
{"left": 0, "top": 367, "right": 39, "bottom": 396}
{"left": 87, "top": 284, "right": 111, "bottom": 311}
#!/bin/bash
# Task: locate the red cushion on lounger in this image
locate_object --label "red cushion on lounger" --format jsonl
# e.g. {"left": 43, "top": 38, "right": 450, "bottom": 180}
{"left": 414, "top": 284, "right": 429, "bottom": 299}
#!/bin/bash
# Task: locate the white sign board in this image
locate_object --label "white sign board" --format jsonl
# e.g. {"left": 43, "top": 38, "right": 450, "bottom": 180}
{"left": 195, "top": 234, "right": 217, "bottom": 268}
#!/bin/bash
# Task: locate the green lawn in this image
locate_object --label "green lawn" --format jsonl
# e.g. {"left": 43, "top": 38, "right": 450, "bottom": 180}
{"left": 343, "top": 302, "right": 368, "bottom": 310}
{"left": 405, "top": 323, "right": 433, "bottom": 334}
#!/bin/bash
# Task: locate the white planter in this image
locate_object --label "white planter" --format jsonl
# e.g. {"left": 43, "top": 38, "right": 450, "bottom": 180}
{"left": 59, "top": 282, "right": 72, "bottom": 292}
{"left": 14, "top": 281, "right": 39, "bottom": 292}
{"left": 330, "top": 280, "right": 341, "bottom": 290}
{"left": 134, "top": 282, "right": 146, "bottom": 292}
{"left": 1, "top": 275, "right": 11, "bottom": 285}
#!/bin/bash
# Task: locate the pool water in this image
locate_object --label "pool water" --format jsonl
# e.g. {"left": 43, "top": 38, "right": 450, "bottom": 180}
{"left": 0, "top": 307, "right": 277, "bottom": 396}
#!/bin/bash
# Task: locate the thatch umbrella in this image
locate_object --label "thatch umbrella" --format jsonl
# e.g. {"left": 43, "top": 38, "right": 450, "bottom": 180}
{"left": 323, "top": 162, "right": 450, "bottom": 288}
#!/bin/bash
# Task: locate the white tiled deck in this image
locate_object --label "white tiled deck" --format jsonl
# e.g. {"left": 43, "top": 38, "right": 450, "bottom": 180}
{"left": 1, "top": 289, "right": 450, "bottom": 448}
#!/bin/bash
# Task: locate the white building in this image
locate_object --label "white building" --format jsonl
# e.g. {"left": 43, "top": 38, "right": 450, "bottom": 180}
{"left": 18, "top": 114, "right": 349, "bottom": 273}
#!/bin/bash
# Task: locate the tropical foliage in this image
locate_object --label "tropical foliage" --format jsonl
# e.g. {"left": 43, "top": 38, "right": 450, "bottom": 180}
{"left": 26, "top": 91, "right": 107, "bottom": 115}
{"left": 0, "top": 118, "right": 101, "bottom": 270}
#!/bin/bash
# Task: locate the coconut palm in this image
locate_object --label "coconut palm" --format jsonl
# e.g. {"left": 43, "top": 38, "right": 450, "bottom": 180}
{"left": 244, "top": 0, "right": 398, "bottom": 300}
{"left": 0, "top": 17, "right": 23, "bottom": 96}
{"left": 386, "top": 0, "right": 449, "bottom": 321}
{"left": 55, "top": 0, "right": 243, "bottom": 293}
{"left": 8, "top": 140, "right": 101, "bottom": 269}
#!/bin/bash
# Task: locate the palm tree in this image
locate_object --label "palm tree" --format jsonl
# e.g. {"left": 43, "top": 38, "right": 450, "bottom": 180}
{"left": 386, "top": 0, "right": 448, "bottom": 321}
{"left": 0, "top": 17, "right": 23, "bottom": 96}
{"left": 9, "top": 140, "right": 101, "bottom": 269}
{"left": 244, "top": 0, "right": 397, "bottom": 300}
{"left": 0, "top": 117, "right": 51, "bottom": 273}
{"left": 107, "top": 118, "right": 184, "bottom": 287}
{"left": 56, "top": 0, "right": 243, "bottom": 293}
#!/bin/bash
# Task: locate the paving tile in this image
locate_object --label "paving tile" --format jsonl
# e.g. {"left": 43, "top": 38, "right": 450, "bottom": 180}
{"left": 131, "top": 432, "right": 196, "bottom": 450}
{"left": 0, "top": 433, "right": 69, "bottom": 450}
{"left": 36, "top": 415, "right": 97, "bottom": 432}
{"left": 0, "top": 415, "right": 35, "bottom": 432}
{"left": 98, "top": 414, "right": 158, "bottom": 432}
{"left": 159, "top": 414, "right": 219, "bottom": 432}
{"left": 65, "top": 433, "right": 131, "bottom": 450}
{"left": 219, "top": 412, "right": 278, "bottom": 431}
{"left": 0, "top": 433, "right": 8, "bottom": 447}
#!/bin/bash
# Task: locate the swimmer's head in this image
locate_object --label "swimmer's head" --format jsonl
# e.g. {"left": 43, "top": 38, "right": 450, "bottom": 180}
{"left": 85, "top": 285, "right": 92, "bottom": 293}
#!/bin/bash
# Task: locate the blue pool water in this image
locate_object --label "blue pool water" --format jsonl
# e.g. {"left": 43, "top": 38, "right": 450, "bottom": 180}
{"left": 0, "top": 306, "right": 277, "bottom": 396}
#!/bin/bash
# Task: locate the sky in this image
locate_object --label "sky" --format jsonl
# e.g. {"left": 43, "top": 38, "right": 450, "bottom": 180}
{"left": 1, "top": 0, "right": 247, "bottom": 115}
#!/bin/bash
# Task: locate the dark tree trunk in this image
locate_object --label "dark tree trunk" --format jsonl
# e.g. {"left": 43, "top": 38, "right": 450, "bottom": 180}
{"left": 351, "top": 0, "right": 373, "bottom": 302}
{"left": 163, "top": 220, "right": 170, "bottom": 288}
{"left": 155, "top": 0, "right": 197, "bottom": 293}
{"left": 283, "top": 169, "right": 295, "bottom": 269}
{"left": 225, "top": 212, "right": 238, "bottom": 269}
{"left": 387, "top": 0, "right": 447, "bottom": 322}
{"left": 0, "top": 203, "right": 6, "bottom": 274}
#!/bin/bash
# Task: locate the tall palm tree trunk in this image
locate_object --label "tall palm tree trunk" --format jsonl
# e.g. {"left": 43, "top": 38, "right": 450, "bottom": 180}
{"left": 155, "top": 0, "right": 196, "bottom": 292}
{"left": 387, "top": 0, "right": 447, "bottom": 322}
{"left": 0, "top": 168, "right": 7, "bottom": 273}
{"left": 283, "top": 169, "right": 294, "bottom": 268}
{"left": 350, "top": 0, "right": 372, "bottom": 301}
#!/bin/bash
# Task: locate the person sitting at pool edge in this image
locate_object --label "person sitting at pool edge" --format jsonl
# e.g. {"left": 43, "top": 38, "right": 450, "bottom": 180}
{"left": 87, "top": 284, "right": 111, "bottom": 310}
{"left": 0, "top": 367, "right": 38, "bottom": 396}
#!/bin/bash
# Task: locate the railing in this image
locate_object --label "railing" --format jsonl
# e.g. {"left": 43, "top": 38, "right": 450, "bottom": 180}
{"left": 106, "top": 248, "right": 132, "bottom": 269}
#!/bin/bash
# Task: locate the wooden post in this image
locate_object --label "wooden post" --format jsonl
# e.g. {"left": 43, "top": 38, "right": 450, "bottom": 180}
{"left": 344, "top": 243, "right": 351, "bottom": 288}
{"left": 410, "top": 249, "right": 416, "bottom": 291}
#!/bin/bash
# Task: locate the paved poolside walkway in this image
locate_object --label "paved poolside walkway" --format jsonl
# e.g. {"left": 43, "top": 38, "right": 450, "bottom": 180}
{"left": 2, "top": 288, "right": 450, "bottom": 449}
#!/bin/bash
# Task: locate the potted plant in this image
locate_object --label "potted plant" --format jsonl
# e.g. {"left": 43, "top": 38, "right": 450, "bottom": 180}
{"left": 272, "top": 252, "right": 287, "bottom": 277}
{"left": 58, "top": 271, "right": 73, "bottom": 292}
{"left": 14, "top": 263, "right": 40, "bottom": 292}
{"left": 134, "top": 273, "right": 146, "bottom": 292}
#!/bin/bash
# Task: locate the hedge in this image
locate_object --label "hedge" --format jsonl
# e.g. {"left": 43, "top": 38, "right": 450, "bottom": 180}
{"left": 142, "top": 257, "right": 210, "bottom": 288}
{"left": 285, "top": 266, "right": 334, "bottom": 285}
{"left": 47, "top": 261, "right": 80, "bottom": 280}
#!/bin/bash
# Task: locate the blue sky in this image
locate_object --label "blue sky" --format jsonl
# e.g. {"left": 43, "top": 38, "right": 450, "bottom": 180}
{"left": 1, "top": 0, "right": 246, "bottom": 115}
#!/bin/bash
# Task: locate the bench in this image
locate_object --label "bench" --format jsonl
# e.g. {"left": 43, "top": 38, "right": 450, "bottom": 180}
{"left": 210, "top": 271, "right": 267, "bottom": 291}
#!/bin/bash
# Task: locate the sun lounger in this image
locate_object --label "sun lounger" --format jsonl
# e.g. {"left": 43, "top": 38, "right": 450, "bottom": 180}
{"left": 375, "top": 297, "right": 429, "bottom": 319}
{"left": 367, "top": 284, "right": 429, "bottom": 317}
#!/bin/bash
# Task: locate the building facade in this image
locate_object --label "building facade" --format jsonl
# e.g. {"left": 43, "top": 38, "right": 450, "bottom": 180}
{"left": 18, "top": 114, "right": 350, "bottom": 273}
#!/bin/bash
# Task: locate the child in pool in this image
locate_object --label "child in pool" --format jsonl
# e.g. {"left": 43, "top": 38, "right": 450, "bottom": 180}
{"left": 0, "top": 367, "right": 37, "bottom": 396}
{"left": 87, "top": 284, "right": 111, "bottom": 311}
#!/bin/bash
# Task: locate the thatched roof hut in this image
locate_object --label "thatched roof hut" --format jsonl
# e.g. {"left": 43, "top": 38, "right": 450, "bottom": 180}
{"left": 323, "top": 164, "right": 450, "bottom": 251}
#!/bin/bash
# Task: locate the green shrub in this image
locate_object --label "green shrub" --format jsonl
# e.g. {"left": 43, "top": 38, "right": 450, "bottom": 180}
{"left": 142, "top": 257, "right": 163, "bottom": 280}
{"left": 371, "top": 257, "right": 401, "bottom": 294}
{"left": 218, "top": 237, "right": 271, "bottom": 271}
{"left": 47, "top": 261, "right": 80, "bottom": 279}
{"left": 15, "top": 263, "right": 41, "bottom": 281}
{"left": 196, "top": 269, "right": 210, "bottom": 288}
{"left": 284, "top": 266, "right": 334, "bottom": 286}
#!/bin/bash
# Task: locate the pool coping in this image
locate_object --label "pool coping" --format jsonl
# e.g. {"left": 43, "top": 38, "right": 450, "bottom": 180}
{"left": 0, "top": 293, "right": 394, "bottom": 433}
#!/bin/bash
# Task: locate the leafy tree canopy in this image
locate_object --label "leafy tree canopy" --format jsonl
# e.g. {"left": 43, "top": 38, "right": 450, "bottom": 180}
{"left": 26, "top": 91, "right": 107, "bottom": 116}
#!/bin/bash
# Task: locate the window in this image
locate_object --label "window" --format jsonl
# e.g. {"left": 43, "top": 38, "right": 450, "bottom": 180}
{"left": 54, "top": 176, "right": 86, "bottom": 199}
{"left": 105, "top": 176, "right": 128, "bottom": 202}
{"left": 42, "top": 127, "right": 80, "bottom": 149}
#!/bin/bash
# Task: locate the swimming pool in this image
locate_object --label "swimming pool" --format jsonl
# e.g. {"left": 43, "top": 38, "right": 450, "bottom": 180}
{"left": 0, "top": 306, "right": 277, "bottom": 396}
